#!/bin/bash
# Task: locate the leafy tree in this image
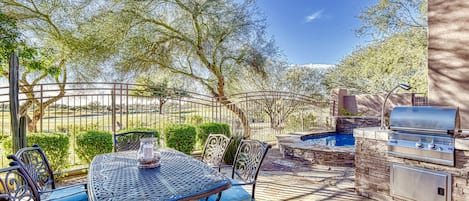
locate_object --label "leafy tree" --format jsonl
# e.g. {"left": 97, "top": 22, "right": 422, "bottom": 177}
{"left": 283, "top": 65, "right": 328, "bottom": 98}
{"left": 266, "top": 65, "right": 327, "bottom": 130}
{"left": 1, "top": 1, "right": 118, "bottom": 131}
{"left": 357, "top": 0, "right": 427, "bottom": 39}
{"left": 0, "top": 10, "right": 66, "bottom": 132}
{"left": 326, "top": 0, "right": 428, "bottom": 94}
{"left": 131, "top": 77, "right": 188, "bottom": 114}
{"left": 80, "top": 0, "right": 276, "bottom": 138}
{"left": 0, "top": 11, "right": 18, "bottom": 60}
{"left": 326, "top": 30, "right": 427, "bottom": 93}
{"left": 233, "top": 60, "right": 326, "bottom": 131}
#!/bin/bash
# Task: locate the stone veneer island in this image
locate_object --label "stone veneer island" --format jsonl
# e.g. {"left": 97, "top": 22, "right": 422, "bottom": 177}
{"left": 354, "top": 127, "right": 469, "bottom": 201}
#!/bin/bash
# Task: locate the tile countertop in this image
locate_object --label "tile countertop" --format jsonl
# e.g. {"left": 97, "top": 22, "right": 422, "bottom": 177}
{"left": 353, "top": 127, "right": 469, "bottom": 151}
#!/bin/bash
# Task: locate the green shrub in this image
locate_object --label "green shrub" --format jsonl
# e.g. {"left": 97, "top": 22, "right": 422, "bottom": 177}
{"left": 286, "top": 113, "right": 317, "bottom": 131}
{"left": 185, "top": 115, "right": 204, "bottom": 125}
{"left": 223, "top": 134, "right": 243, "bottom": 165}
{"left": 117, "top": 128, "right": 161, "bottom": 145}
{"left": 340, "top": 107, "right": 356, "bottom": 116}
{"left": 2, "top": 133, "right": 70, "bottom": 172}
{"left": 196, "top": 122, "right": 231, "bottom": 148}
{"left": 75, "top": 130, "right": 113, "bottom": 164}
{"left": 57, "top": 123, "right": 101, "bottom": 137}
{"left": 164, "top": 124, "right": 196, "bottom": 154}
{"left": 128, "top": 120, "right": 147, "bottom": 128}
{"left": 0, "top": 132, "right": 8, "bottom": 141}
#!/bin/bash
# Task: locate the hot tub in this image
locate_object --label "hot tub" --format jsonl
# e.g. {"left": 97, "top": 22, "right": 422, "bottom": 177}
{"left": 276, "top": 132, "right": 355, "bottom": 167}
{"left": 302, "top": 133, "right": 355, "bottom": 146}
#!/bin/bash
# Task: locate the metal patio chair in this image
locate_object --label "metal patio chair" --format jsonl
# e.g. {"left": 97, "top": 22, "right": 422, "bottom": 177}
{"left": 114, "top": 131, "right": 157, "bottom": 152}
{"left": 7, "top": 144, "right": 88, "bottom": 201}
{"left": 201, "top": 134, "right": 232, "bottom": 171}
{"left": 0, "top": 162, "right": 39, "bottom": 201}
{"left": 204, "top": 139, "right": 272, "bottom": 201}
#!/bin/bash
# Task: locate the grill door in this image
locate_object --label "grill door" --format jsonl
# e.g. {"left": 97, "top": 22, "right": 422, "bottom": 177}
{"left": 390, "top": 164, "right": 451, "bottom": 201}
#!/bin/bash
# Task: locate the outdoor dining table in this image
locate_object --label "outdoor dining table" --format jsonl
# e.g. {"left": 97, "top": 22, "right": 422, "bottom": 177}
{"left": 87, "top": 148, "right": 232, "bottom": 201}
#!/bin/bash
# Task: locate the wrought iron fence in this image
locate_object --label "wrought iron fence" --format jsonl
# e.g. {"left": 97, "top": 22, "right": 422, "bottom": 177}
{"left": 0, "top": 82, "right": 334, "bottom": 167}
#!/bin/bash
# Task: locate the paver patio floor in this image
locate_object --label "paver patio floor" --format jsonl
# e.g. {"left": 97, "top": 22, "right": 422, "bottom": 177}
{"left": 59, "top": 145, "right": 369, "bottom": 201}
{"left": 250, "top": 147, "right": 369, "bottom": 201}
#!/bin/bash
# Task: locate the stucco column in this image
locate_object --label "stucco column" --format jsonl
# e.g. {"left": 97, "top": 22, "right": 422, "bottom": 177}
{"left": 330, "top": 88, "right": 348, "bottom": 116}
{"left": 428, "top": 0, "right": 469, "bottom": 128}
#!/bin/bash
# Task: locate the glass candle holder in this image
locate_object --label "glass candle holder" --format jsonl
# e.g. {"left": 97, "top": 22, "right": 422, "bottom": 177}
{"left": 137, "top": 137, "right": 161, "bottom": 167}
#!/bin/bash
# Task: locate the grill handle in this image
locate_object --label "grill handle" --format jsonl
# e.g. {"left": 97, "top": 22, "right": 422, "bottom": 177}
{"left": 389, "top": 127, "right": 458, "bottom": 135}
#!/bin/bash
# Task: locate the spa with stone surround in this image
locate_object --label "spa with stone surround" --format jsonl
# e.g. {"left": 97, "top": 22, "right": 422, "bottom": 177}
{"left": 276, "top": 116, "right": 380, "bottom": 167}
{"left": 276, "top": 131, "right": 355, "bottom": 167}
{"left": 354, "top": 127, "right": 469, "bottom": 201}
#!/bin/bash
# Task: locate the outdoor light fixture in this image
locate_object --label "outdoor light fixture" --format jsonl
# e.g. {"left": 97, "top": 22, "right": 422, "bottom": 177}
{"left": 380, "top": 83, "right": 412, "bottom": 130}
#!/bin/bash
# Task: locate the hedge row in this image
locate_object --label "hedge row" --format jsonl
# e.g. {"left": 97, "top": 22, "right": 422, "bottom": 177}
{"left": 1, "top": 122, "right": 231, "bottom": 169}
{"left": 2, "top": 133, "right": 70, "bottom": 171}
{"left": 1, "top": 131, "right": 112, "bottom": 171}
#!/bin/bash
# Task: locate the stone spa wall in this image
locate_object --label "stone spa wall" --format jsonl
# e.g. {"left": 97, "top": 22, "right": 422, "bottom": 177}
{"left": 276, "top": 131, "right": 355, "bottom": 167}
{"left": 283, "top": 143, "right": 355, "bottom": 167}
{"left": 354, "top": 128, "right": 469, "bottom": 201}
{"left": 335, "top": 117, "right": 380, "bottom": 134}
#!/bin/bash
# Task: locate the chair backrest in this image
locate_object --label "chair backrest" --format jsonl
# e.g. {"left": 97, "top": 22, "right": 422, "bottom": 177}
{"left": 0, "top": 162, "right": 40, "bottom": 201}
{"left": 231, "top": 139, "right": 271, "bottom": 185}
{"left": 201, "top": 134, "right": 232, "bottom": 167}
{"left": 7, "top": 144, "right": 55, "bottom": 191}
{"left": 114, "top": 131, "right": 156, "bottom": 152}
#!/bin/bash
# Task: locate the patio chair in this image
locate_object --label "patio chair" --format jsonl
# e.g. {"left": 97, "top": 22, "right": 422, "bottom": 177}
{"left": 204, "top": 139, "right": 272, "bottom": 201}
{"left": 0, "top": 161, "right": 40, "bottom": 201}
{"left": 201, "top": 134, "right": 232, "bottom": 171}
{"left": 7, "top": 144, "right": 88, "bottom": 201}
{"left": 114, "top": 131, "right": 156, "bottom": 152}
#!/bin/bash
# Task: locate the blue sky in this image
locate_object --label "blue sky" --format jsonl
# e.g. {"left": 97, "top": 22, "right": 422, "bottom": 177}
{"left": 256, "top": 0, "right": 375, "bottom": 65}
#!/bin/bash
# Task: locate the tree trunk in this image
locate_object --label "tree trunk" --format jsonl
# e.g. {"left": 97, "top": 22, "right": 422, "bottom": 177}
{"left": 159, "top": 102, "right": 163, "bottom": 114}
{"left": 158, "top": 98, "right": 166, "bottom": 115}
{"left": 217, "top": 96, "right": 251, "bottom": 138}
{"left": 24, "top": 115, "right": 35, "bottom": 132}
{"left": 20, "top": 86, "right": 66, "bottom": 132}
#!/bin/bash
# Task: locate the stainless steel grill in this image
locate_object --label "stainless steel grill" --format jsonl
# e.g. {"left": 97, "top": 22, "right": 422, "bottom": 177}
{"left": 388, "top": 106, "right": 460, "bottom": 166}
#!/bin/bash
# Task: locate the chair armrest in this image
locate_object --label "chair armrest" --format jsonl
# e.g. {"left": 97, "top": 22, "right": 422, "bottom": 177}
{"left": 214, "top": 164, "right": 232, "bottom": 170}
{"left": 218, "top": 164, "right": 232, "bottom": 168}
{"left": 229, "top": 178, "right": 255, "bottom": 186}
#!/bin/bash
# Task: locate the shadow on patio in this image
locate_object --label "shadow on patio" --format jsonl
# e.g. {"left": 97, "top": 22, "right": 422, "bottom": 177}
{"left": 58, "top": 145, "right": 369, "bottom": 201}
{"left": 252, "top": 146, "right": 369, "bottom": 201}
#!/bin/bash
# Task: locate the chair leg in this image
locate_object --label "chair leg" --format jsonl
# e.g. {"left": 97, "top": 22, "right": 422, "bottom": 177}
{"left": 251, "top": 184, "right": 256, "bottom": 199}
{"left": 215, "top": 192, "right": 222, "bottom": 201}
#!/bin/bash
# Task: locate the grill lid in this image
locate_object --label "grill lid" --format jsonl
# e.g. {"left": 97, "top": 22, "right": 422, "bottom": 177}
{"left": 389, "top": 106, "right": 460, "bottom": 134}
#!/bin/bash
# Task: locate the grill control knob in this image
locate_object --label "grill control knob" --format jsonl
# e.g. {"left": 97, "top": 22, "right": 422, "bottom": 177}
{"left": 416, "top": 142, "right": 424, "bottom": 149}
{"left": 428, "top": 143, "right": 437, "bottom": 150}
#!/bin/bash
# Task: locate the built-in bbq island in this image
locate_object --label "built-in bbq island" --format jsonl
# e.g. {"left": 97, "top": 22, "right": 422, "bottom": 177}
{"left": 353, "top": 106, "right": 469, "bottom": 201}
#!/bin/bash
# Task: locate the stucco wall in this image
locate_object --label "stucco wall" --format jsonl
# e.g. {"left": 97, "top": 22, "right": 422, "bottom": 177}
{"left": 428, "top": 0, "right": 469, "bottom": 129}
{"left": 352, "top": 93, "right": 414, "bottom": 117}
{"left": 334, "top": 88, "right": 414, "bottom": 117}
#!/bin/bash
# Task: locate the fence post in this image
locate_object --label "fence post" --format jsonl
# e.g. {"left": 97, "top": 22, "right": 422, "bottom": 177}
{"left": 178, "top": 96, "right": 182, "bottom": 124}
{"left": 124, "top": 84, "right": 128, "bottom": 129}
{"left": 211, "top": 97, "right": 214, "bottom": 122}
{"left": 245, "top": 93, "right": 248, "bottom": 134}
{"left": 40, "top": 84, "right": 43, "bottom": 132}
{"left": 111, "top": 84, "right": 116, "bottom": 133}
{"left": 9, "top": 53, "right": 21, "bottom": 153}
{"left": 411, "top": 93, "right": 416, "bottom": 106}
